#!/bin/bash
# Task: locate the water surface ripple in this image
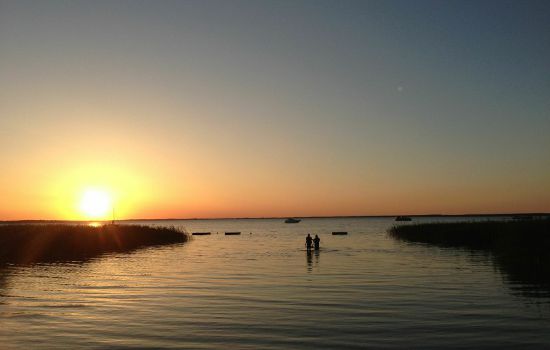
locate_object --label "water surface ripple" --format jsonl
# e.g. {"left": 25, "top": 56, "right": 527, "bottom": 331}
{"left": 1, "top": 218, "right": 549, "bottom": 349}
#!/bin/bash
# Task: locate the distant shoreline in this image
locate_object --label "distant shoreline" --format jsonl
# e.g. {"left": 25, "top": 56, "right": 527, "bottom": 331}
{"left": 2, "top": 212, "right": 548, "bottom": 224}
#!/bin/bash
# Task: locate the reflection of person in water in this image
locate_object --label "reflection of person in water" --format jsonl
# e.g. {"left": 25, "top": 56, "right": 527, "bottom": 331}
{"left": 305, "top": 234, "right": 313, "bottom": 250}
{"left": 306, "top": 243, "right": 320, "bottom": 273}
{"left": 313, "top": 235, "right": 320, "bottom": 250}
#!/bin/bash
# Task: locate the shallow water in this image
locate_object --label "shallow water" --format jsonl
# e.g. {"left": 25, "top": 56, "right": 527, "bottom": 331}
{"left": 1, "top": 217, "right": 549, "bottom": 349}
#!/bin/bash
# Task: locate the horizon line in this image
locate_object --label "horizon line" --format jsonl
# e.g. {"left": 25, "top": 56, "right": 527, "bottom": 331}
{"left": 2, "top": 212, "right": 549, "bottom": 223}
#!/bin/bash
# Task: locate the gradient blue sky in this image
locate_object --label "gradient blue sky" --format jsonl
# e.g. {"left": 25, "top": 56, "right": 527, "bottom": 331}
{"left": 1, "top": 0, "right": 549, "bottom": 219}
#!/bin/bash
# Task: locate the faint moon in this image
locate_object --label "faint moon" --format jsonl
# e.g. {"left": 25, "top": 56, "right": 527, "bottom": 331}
{"left": 397, "top": 86, "right": 403, "bottom": 92}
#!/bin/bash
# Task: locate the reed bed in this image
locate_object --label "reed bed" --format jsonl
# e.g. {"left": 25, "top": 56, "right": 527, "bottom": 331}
{"left": 0, "top": 224, "right": 188, "bottom": 264}
{"left": 389, "top": 219, "right": 550, "bottom": 292}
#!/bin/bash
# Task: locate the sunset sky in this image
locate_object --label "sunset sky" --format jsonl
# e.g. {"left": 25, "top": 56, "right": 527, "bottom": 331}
{"left": 1, "top": 0, "right": 549, "bottom": 220}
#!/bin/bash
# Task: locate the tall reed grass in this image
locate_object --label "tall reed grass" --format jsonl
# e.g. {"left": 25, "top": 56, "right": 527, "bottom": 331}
{"left": 389, "top": 219, "right": 550, "bottom": 294}
{"left": 0, "top": 224, "right": 188, "bottom": 264}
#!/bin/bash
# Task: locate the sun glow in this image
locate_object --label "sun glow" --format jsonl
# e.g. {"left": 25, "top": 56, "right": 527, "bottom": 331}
{"left": 79, "top": 189, "right": 112, "bottom": 219}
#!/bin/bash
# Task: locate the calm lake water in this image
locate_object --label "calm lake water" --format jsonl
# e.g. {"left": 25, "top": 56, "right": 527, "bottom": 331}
{"left": 1, "top": 217, "right": 549, "bottom": 349}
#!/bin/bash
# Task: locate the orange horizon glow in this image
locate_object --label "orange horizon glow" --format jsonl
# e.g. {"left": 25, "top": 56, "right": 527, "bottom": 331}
{"left": 1, "top": 170, "right": 548, "bottom": 222}
{"left": 1, "top": 153, "right": 549, "bottom": 221}
{"left": 1, "top": 149, "right": 549, "bottom": 221}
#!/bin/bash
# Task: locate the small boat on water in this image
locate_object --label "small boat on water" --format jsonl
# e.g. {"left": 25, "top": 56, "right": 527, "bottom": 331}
{"left": 332, "top": 231, "right": 348, "bottom": 235}
{"left": 192, "top": 232, "right": 211, "bottom": 236}
{"left": 395, "top": 216, "right": 412, "bottom": 222}
{"left": 285, "top": 218, "right": 301, "bottom": 224}
{"left": 225, "top": 232, "right": 241, "bottom": 235}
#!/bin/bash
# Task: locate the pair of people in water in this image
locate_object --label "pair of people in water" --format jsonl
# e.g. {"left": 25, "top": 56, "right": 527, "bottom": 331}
{"left": 305, "top": 234, "right": 320, "bottom": 250}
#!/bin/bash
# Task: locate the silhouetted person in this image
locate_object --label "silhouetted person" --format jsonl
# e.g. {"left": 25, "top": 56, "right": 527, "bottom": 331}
{"left": 313, "top": 234, "right": 320, "bottom": 250}
{"left": 305, "top": 234, "right": 313, "bottom": 250}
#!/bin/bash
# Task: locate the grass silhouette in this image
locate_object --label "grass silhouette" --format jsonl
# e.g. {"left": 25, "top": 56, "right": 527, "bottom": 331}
{"left": 0, "top": 224, "right": 188, "bottom": 264}
{"left": 389, "top": 219, "right": 550, "bottom": 295}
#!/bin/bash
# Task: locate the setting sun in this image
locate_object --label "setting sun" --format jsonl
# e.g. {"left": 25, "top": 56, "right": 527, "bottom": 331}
{"left": 79, "top": 189, "right": 112, "bottom": 219}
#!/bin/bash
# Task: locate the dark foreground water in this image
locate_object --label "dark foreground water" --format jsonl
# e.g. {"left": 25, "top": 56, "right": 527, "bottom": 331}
{"left": 1, "top": 217, "right": 549, "bottom": 349}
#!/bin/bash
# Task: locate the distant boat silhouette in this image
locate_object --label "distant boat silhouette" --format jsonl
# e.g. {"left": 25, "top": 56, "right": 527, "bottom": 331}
{"left": 285, "top": 218, "right": 301, "bottom": 223}
{"left": 395, "top": 216, "right": 412, "bottom": 222}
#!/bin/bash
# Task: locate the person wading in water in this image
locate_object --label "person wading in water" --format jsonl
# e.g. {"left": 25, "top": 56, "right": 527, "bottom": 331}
{"left": 305, "top": 234, "right": 313, "bottom": 251}
{"left": 313, "top": 234, "right": 320, "bottom": 250}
